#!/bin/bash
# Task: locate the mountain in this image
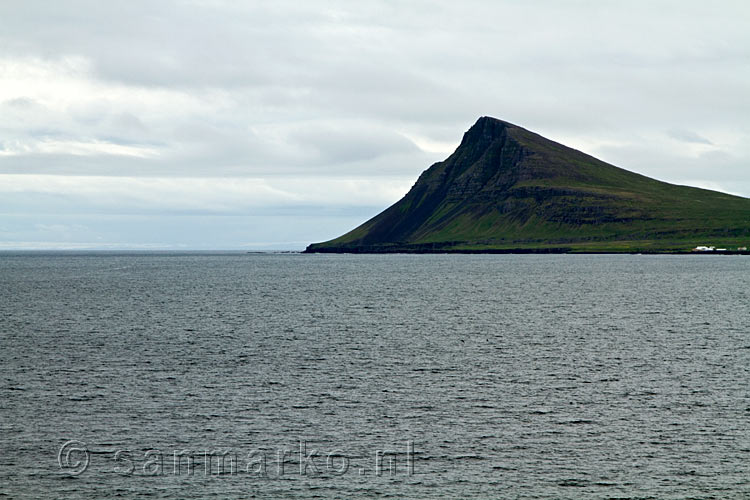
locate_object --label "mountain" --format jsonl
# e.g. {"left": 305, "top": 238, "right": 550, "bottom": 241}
{"left": 305, "top": 117, "right": 750, "bottom": 253}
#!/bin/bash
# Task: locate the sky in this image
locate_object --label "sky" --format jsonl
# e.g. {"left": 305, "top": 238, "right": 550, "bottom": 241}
{"left": 1, "top": 1, "right": 749, "bottom": 250}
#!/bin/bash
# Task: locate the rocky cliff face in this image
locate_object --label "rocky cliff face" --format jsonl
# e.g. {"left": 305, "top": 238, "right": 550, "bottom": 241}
{"left": 305, "top": 117, "right": 750, "bottom": 253}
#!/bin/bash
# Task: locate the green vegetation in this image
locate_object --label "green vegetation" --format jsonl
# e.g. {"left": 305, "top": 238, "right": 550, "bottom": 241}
{"left": 305, "top": 117, "right": 750, "bottom": 254}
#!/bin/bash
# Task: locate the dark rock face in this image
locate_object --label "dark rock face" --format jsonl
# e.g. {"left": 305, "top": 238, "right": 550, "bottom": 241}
{"left": 305, "top": 116, "right": 750, "bottom": 253}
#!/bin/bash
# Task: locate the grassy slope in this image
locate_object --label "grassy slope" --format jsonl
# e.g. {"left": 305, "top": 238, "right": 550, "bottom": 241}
{"left": 308, "top": 119, "right": 750, "bottom": 253}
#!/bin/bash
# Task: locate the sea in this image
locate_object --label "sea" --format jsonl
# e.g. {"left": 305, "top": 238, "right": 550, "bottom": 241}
{"left": 1, "top": 252, "right": 749, "bottom": 499}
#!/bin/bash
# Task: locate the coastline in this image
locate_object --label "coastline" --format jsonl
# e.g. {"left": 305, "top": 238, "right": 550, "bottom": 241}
{"left": 303, "top": 247, "right": 750, "bottom": 255}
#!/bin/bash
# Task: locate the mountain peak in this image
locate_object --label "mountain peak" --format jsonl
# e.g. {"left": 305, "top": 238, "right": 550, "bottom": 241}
{"left": 459, "top": 116, "right": 514, "bottom": 147}
{"left": 472, "top": 115, "right": 513, "bottom": 129}
{"left": 306, "top": 118, "right": 750, "bottom": 253}
{"left": 473, "top": 115, "right": 510, "bottom": 128}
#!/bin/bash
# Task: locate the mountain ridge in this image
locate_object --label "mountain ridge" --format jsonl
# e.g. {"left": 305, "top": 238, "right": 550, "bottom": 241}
{"left": 305, "top": 117, "right": 750, "bottom": 253}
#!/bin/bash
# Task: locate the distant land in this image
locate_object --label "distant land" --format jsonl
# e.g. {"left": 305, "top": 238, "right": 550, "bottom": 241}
{"left": 305, "top": 117, "right": 750, "bottom": 254}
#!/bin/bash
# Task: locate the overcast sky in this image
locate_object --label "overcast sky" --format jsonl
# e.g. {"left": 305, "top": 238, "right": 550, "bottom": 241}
{"left": 1, "top": 1, "right": 749, "bottom": 249}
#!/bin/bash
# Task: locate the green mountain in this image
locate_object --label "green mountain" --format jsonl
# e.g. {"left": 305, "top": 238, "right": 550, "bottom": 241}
{"left": 305, "top": 116, "right": 750, "bottom": 253}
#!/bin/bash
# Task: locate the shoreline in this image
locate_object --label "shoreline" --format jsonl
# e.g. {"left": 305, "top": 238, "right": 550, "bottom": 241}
{"left": 303, "top": 248, "right": 750, "bottom": 255}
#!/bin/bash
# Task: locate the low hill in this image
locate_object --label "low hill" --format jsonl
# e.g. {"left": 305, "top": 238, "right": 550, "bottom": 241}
{"left": 305, "top": 117, "right": 750, "bottom": 253}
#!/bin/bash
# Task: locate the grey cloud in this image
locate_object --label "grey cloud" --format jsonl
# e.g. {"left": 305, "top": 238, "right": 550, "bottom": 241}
{"left": 111, "top": 113, "right": 149, "bottom": 134}
{"left": 4, "top": 97, "right": 38, "bottom": 108}
{"left": 667, "top": 129, "right": 713, "bottom": 145}
{"left": 289, "top": 124, "right": 419, "bottom": 165}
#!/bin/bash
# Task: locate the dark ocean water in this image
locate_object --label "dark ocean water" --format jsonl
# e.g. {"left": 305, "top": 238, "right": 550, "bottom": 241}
{"left": 1, "top": 252, "right": 749, "bottom": 499}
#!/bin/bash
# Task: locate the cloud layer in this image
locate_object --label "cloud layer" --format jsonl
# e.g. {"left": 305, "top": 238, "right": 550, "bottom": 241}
{"left": 1, "top": 1, "right": 749, "bottom": 248}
